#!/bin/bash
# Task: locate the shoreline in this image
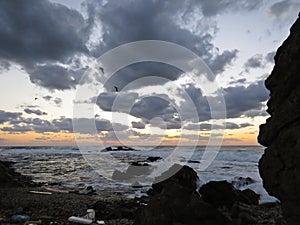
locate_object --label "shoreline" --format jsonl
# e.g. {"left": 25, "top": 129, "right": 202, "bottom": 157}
{"left": 0, "top": 160, "right": 285, "bottom": 225}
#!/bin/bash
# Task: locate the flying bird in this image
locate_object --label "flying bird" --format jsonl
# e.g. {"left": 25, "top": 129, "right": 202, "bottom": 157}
{"left": 114, "top": 86, "right": 119, "bottom": 92}
{"left": 99, "top": 67, "right": 104, "bottom": 74}
{"left": 34, "top": 97, "right": 38, "bottom": 100}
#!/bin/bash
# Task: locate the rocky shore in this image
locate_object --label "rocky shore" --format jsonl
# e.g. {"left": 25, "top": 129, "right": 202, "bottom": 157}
{"left": 0, "top": 160, "right": 285, "bottom": 225}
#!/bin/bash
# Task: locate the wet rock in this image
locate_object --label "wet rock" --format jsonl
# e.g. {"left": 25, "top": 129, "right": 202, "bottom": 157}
{"left": 112, "top": 162, "right": 152, "bottom": 182}
{"left": 146, "top": 156, "right": 162, "bottom": 162}
{"left": 232, "top": 177, "right": 255, "bottom": 188}
{"left": 199, "top": 181, "right": 237, "bottom": 207}
{"left": 187, "top": 160, "right": 201, "bottom": 164}
{"left": 236, "top": 189, "right": 260, "bottom": 205}
{"left": 102, "top": 146, "right": 137, "bottom": 152}
{"left": 258, "top": 13, "right": 300, "bottom": 225}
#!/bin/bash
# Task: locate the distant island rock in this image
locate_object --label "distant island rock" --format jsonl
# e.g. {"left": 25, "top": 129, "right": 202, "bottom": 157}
{"left": 101, "top": 146, "right": 138, "bottom": 152}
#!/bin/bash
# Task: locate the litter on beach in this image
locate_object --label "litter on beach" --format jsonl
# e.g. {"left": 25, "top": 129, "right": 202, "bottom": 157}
{"left": 68, "top": 216, "right": 93, "bottom": 224}
{"left": 29, "top": 190, "right": 53, "bottom": 195}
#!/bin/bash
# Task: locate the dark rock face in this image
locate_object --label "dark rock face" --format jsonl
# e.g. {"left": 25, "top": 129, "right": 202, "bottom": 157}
{"left": 258, "top": 13, "right": 300, "bottom": 225}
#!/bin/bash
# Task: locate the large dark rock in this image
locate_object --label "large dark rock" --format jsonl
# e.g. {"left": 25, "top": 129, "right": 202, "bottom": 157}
{"left": 199, "top": 181, "right": 237, "bottom": 207}
{"left": 258, "top": 13, "right": 300, "bottom": 225}
{"left": 199, "top": 181, "right": 260, "bottom": 207}
{"left": 134, "top": 164, "right": 228, "bottom": 225}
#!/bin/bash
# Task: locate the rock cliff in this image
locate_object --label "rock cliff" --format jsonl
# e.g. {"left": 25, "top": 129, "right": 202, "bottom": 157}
{"left": 258, "top": 13, "right": 300, "bottom": 225}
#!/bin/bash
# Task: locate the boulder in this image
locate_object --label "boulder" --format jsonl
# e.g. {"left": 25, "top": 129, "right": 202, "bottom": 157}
{"left": 134, "top": 164, "right": 228, "bottom": 225}
{"left": 199, "top": 181, "right": 260, "bottom": 207}
{"left": 258, "top": 13, "right": 300, "bottom": 225}
{"left": 236, "top": 189, "right": 260, "bottom": 206}
{"left": 199, "top": 181, "right": 237, "bottom": 207}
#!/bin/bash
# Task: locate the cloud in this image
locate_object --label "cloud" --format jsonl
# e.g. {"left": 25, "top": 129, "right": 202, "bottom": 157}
{"left": 265, "top": 51, "right": 276, "bottom": 64}
{"left": 229, "top": 78, "right": 247, "bottom": 85}
{"left": 85, "top": 0, "right": 239, "bottom": 89}
{"left": 24, "top": 108, "right": 47, "bottom": 116}
{"left": 54, "top": 97, "right": 63, "bottom": 106}
{"left": 0, "top": 110, "right": 22, "bottom": 124}
{"left": 268, "top": 0, "right": 300, "bottom": 20}
{"left": 179, "top": 84, "right": 211, "bottom": 122}
{"left": 0, "top": 0, "right": 89, "bottom": 90}
{"left": 244, "top": 54, "right": 265, "bottom": 72}
{"left": 29, "top": 64, "right": 85, "bottom": 90}
{"left": 131, "top": 121, "right": 146, "bottom": 129}
{"left": 0, "top": 112, "right": 129, "bottom": 134}
{"left": 195, "top": 0, "right": 264, "bottom": 17}
{"left": 0, "top": 0, "right": 262, "bottom": 91}
{"left": 42, "top": 95, "right": 63, "bottom": 106}
{"left": 97, "top": 92, "right": 139, "bottom": 112}
{"left": 209, "top": 50, "right": 238, "bottom": 74}
{"left": 43, "top": 95, "right": 52, "bottom": 101}
{"left": 96, "top": 79, "right": 268, "bottom": 129}
{"left": 184, "top": 122, "right": 253, "bottom": 131}
{"left": 224, "top": 80, "right": 269, "bottom": 118}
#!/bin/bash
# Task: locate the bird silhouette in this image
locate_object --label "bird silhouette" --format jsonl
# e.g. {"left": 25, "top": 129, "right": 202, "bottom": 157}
{"left": 99, "top": 67, "right": 104, "bottom": 74}
{"left": 34, "top": 97, "right": 38, "bottom": 100}
{"left": 114, "top": 86, "right": 119, "bottom": 92}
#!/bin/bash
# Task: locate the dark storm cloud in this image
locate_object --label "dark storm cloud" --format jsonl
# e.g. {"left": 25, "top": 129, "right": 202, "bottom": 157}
{"left": 179, "top": 84, "right": 211, "bottom": 122}
{"left": 97, "top": 79, "right": 268, "bottom": 128}
{"left": 2, "top": 125, "right": 32, "bottom": 133}
{"left": 184, "top": 122, "right": 253, "bottom": 131}
{"left": 24, "top": 108, "right": 47, "bottom": 116}
{"left": 244, "top": 54, "right": 265, "bottom": 72}
{"left": 0, "top": 109, "right": 128, "bottom": 134}
{"left": 209, "top": 50, "right": 238, "bottom": 74}
{"left": 0, "top": 110, "right": 22, "bottom": 124}
{"left": 104, "top": 63, "right": 183, "bottom": 92}
{"left": 131, "top": 121, "right": 146, "bottom": 129}
{"left": 97, "top": 92, "right": 139, "bottom": 112}
{"left": 29, "top": 65, "right": 86, "bottom": 90}
{"left": 179, "top": 80, "right": 268, "bottom": 121}
{"left": 0, "top": 0, "right": 260, "bottom": 91}
{"left": 224, "top": 80, "right": 269, "bottom": 118}
{"left": 130, "top": 96, "right": 177, "bottom": 122}
{"left": 194, "top": 0, "right": 263, "bottom": 17}
{"left": 0, "top": 0, "right": 89, "bottom": 90}
{"left": 97, "top": 92, "right": 180, "bottom": 129}
{"left": 86, "top": 0, "right": 238, "bottom": 88}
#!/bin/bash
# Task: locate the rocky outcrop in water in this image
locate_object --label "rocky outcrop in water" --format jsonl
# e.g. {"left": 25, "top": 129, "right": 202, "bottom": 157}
{"left": 258, "top": 13, "right": 300, "bottom": 225}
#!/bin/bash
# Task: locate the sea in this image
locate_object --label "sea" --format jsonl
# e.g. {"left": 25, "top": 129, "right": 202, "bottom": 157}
{"left": 0, "top": 145, "right": 278, "bottom": 203}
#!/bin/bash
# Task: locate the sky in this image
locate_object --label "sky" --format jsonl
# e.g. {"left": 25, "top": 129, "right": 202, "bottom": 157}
{"left": 0, "top": 0, "right": 300, "bottom": 146}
